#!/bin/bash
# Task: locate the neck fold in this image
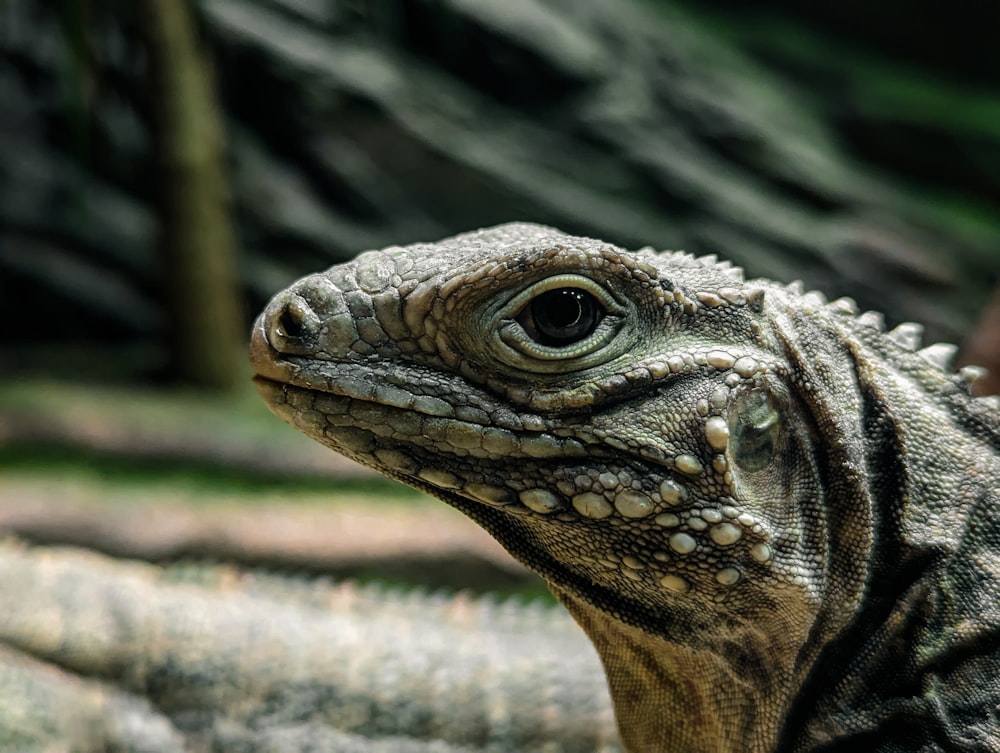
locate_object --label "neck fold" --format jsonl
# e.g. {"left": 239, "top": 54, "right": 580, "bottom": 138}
{"left": 556, "top": 588, "right": 803, "bottom": 753}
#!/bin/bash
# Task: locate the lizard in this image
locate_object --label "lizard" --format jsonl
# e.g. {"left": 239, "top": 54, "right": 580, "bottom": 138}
{"left": 0, "top": 537, "right": 619, "bottom": 752}
{"left": 250, "top": 222, "right": 1000, "bottom": 753}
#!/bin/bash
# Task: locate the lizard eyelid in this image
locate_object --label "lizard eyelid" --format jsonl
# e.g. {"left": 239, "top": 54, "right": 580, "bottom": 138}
{"left": 495, "top": 275, "right": 627, "bottom": 364}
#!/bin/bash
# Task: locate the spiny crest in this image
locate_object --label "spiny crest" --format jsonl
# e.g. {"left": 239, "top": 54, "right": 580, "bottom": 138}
{"left": 650, "top": 245, "right": 994, "bottom": 411}
{"left": 828, "top": 297, "right": 859, "bottom": 316}
{"left": 769, "top": 272, "right": 994, "bottom": 409}
{"left": 886, "top": 322, "right": 924, "bottom": 351}
{"left": 652, "top": 249, "right": 745, "bottom": 283}
{"left": 862, "top": 315, "right": 992, "bottom": 404}
{"left": 863, "top": 315, "right": 992, "bottom": 400}
{"left": 782, "top": 280, "right": 859, "bottom": 317}
{"left": 655, "top": 249, "right": 705, "bottom": 267}
{"left": 856, "top": 311, "right": 885, "bottom": 331}
{"left": 803, "top": 290, "right": 827, "bottom": 308}
{"left": 917, "top": 343, "right": 958, "bottom": 371}
{"left": 695, "top": 253, "right": 746, "bottom": 282}
{"left": 960, "top": 364, "right": 989, "bottom": 385}
{"left": 711, "top": 258, "right": 746, "bottom": 283}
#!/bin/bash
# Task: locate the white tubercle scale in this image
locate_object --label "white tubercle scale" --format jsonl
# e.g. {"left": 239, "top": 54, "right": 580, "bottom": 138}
{"left": 715, "top": 567, "right": 742, "bottom": 586}
{"left": 704, "top": 416, "right": 730, "bottom": 452}
{"left": 614, "top": 490, "right": 657, "bottom": 519}
{"left": 519, "top": 489, "right": 563, "bottom": 514}
{"left": 572, "top": 492, "right": 614, "bottom": 519}
{"left": 674, "top": 454, "right": 703, "bottom": 475}
{"left": 635, "top": 350, "right": 768, "bottom": 384}
{"left": 659, "top": 479, "right": 686, "bottom": 505}
{"left": 454, "top": 464, "right": 776, "bottom": 599}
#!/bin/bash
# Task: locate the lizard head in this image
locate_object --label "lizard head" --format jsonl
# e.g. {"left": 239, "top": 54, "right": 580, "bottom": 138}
{"left": 250, "top": 222, "right": 879, "bottom": 752}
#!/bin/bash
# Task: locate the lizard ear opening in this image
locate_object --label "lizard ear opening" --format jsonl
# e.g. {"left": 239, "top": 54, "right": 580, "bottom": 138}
{"left": 728, "top": 388, "right": 784, "bottom": 474}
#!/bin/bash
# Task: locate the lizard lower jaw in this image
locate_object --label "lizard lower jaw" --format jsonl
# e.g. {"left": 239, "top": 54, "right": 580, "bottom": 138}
{"left": 252, "top": 367, "right": 597, "bottom": 462}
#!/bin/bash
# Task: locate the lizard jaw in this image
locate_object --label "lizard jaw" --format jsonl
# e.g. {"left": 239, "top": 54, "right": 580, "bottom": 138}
{"left": 251, "top": 371, "right": 782, "bottom": 634}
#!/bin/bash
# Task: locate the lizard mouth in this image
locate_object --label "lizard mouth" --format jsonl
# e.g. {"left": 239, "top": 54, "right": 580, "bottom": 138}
{"left": 251, "top": 371, "right": 606, "bottom": 484}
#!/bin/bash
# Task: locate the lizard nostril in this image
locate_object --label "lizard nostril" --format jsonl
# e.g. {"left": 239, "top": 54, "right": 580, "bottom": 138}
{"left": 265, "top": 294, "right": 320, "bottom": 355}
{"left": 277, "top": 304, "right": 306, "bottom": 340}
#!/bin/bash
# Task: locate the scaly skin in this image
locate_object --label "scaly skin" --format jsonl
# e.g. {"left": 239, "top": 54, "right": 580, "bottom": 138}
{"left": 251, "top": 223, "right": 1000, "bottom": 753}
{"left": 0, "top": 539, "right": 619, "bottom": 753}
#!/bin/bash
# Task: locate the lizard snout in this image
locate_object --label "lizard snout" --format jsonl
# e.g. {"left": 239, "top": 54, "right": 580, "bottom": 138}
{"left": 249, "top": 274, "right": 334, "bottom": 386}
{"left": 258, "top": 289, "right": 321, "bottom": 356}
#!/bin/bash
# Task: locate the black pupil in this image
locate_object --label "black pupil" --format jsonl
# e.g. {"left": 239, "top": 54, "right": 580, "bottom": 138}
{"left": 525, "top": 288, "right": 602, "bottom": 346}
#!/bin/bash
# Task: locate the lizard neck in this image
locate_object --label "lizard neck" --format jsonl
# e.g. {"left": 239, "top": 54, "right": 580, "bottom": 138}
{"left": 556, "top": 588, "right": 796, "bottom": 753}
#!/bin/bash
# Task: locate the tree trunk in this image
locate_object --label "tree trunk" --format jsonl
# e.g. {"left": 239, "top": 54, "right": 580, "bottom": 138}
{"left": 135, "top": 0, "right": 243, "bottom": 390}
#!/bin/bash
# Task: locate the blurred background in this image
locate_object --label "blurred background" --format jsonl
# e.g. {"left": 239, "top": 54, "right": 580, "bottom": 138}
{"left": 0, "top": 0, "right": 998, "bottom": 591}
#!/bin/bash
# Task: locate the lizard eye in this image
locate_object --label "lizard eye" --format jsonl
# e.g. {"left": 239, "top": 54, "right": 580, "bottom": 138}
{"left": 728, "top": 390, "right": 783, "bottom": 473}
{"left": 494, "top": 274, "right": 626, "bottom": 365}
{"left": 516, "top": 288, "right": 605, "bottom": 347}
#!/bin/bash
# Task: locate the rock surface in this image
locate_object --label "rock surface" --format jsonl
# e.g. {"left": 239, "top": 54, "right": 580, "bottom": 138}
{"left": 1, "top": 0, "right": 997, "bottom": 375}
